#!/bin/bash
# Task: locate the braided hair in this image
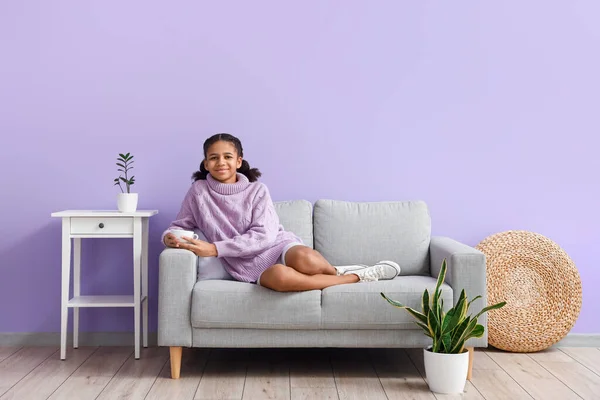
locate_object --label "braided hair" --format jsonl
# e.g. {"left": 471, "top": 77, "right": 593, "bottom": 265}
{"left": 192, "top": 133, "right": 262, "bottom": 182}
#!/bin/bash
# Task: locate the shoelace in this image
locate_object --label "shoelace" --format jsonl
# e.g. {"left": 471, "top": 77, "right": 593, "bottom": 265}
{"left": 360, "top": 265, "right": 386, "bottom": 282}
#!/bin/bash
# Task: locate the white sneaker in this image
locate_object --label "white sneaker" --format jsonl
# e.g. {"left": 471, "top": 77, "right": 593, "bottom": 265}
{"left": 352, "top": 260, "right": 401, "bottom": 282}
{"left": 334, "top": 264, "right": 369, "bottom": 276}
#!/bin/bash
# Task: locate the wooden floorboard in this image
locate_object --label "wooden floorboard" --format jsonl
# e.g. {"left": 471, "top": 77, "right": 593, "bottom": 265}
{"left": 528, "top": 347, "right": 600, "bottom": 400}
{"left": 1, "top": 347, "right": 97, "bottom": 400}
{"left": 47, "top": 346, "right": 133, "bottom": 400}
{"left": 330, "top": 349, "right": 388, "bottom": 400}
{"left": 1, "top": 346, "right": 599, "bottom": 399}
{"left": 485, "top": 348, "right": 580, "bottom": 400}
{"left": 95, "top": 347, "right": 168, "bottom": 400}
{"left": 194, "top": 349, "right": 248, "bottom": 400}
{"left": 145, "top": 348, "right": 209, "bottom": 400}
{"left": 289, "top": 348, "right": 336, "bottom": 389}
{"left": 370, "top": 348, "right": 436, "bottom": 400}
{"left": 559, "top": 347, "right": 600, "bottom": 377}
{"left": 0, "top": 347, "right": 57, "bottom": 397}
{"left": 242, "top": 357, "right": 290, "bottom": 400}
{"left": 0, "top": 347, "right": 21, "bottom": 364}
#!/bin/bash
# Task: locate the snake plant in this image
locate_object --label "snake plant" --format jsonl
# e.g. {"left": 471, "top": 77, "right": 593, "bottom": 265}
{"left": 381, "top": 258, "right": 506, "bottom": 354}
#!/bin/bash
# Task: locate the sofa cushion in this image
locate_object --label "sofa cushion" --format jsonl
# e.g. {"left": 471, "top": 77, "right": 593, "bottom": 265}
{"left": 274, "top": 200, "right": 313, "bottom": 248}
{"left": 191, "top": 280, "right": 322, "bottom": 329}
{"left": 321, "top": 276, "right": 453, "bottom": 329}
{"left": 313, "top": 200, "right": 431, "bottom": 275}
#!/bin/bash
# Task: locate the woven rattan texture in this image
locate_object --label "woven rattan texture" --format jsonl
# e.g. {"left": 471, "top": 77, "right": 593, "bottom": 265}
{"left": 476, "top": 230, "right": 582, "bottom": 352}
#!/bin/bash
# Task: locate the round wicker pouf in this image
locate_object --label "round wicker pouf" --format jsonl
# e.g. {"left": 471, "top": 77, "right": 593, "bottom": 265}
{"left": 475, "top": 230, "right": 582, "bottom": 353}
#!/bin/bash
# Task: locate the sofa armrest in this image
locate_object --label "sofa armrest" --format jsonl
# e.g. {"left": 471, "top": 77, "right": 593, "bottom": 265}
{"left": 429, "top": 236, "right": 488, "bottom": 347}
{"left": 157, "top": 248, "right": 198, "bottom": 347}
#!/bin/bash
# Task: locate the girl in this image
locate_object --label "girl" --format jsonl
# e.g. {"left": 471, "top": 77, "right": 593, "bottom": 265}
{"left": 162, "top": 133, "right": 401, "bottom": 292}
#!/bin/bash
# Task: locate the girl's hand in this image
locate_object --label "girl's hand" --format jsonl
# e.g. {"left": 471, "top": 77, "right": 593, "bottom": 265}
{"left": 163, "top": 233, "right": 180, "bottom": 248}
{"left": 178, "top": 236, "right": 218, "bottom": 257}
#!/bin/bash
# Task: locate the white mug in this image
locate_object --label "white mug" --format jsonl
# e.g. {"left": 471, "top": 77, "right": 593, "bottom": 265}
{"left": 170, "top": 229, "right": 199, "bottom": 242}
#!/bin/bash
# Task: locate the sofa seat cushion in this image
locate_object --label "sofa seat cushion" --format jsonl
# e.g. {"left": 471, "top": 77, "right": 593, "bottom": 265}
{"left": 191, "top": 280, "right": 322, "bottom": 329}
{"left": 321, "top": 276, "right": 453, "bottom": 329}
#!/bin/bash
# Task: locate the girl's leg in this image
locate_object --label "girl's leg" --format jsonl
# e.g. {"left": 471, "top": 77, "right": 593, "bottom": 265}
{"left": 284, "top": 246, "right": 337, "bottom": 275}
{"left": 258, "top": 264, "right": 359, "bottom": 292}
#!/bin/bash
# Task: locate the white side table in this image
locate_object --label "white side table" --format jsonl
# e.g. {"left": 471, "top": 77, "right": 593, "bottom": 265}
{"left": 50, "top": 210, "right": 158, "bottom": 360}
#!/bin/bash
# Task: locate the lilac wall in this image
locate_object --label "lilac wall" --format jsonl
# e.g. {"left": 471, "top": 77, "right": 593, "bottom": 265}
{"left": 1, "top": 1, "right": 598, "bottom": 334}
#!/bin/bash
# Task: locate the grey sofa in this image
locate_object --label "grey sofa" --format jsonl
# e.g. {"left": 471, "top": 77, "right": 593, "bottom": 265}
{"left": 158, "top": 199, "right": 487, "bottom": 379}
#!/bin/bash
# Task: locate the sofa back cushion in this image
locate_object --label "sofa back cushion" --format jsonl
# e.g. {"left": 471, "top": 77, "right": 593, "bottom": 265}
{"left": 274, "top": 200, "right": 314, "bottom": 248}
{"left": 313, "top": 200, "right": 431, "bottom": 275}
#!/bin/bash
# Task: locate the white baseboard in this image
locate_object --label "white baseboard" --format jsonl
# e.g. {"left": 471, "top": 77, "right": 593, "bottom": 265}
{"left": 1, "top": 332, "right": 598, "bottom": 348}
{"left": 553, "top": 334, "right": 600, "bottom": 347}
{"left": 0, "top": 332, "right": 158, "bottom": 347}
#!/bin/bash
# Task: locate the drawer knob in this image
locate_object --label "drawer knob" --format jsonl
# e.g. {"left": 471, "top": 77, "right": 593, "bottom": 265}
{"left": 99, "top": 223, "right": 105, "bottom": 229}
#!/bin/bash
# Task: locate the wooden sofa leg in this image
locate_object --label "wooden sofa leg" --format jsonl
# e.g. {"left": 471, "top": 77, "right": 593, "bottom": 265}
{"left": 170, "top": 346, "right": 182, "bottom": 379}
{"left": 467, "top": 347, "right": 474, "bottom": 381}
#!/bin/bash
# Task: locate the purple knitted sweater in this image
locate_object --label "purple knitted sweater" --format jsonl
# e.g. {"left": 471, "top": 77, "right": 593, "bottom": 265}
{"left": 163, "top": 173, "right": 302, "bottom": 282}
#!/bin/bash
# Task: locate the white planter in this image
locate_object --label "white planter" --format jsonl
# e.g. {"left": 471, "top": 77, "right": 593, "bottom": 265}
{"left": 117, "top": 193, "right": 138, "bottom": 212}
{"left": 423, "top": 347, "right": 469, "bottom": 394}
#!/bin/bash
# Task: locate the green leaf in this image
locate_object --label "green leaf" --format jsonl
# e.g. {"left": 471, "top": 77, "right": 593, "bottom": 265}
{"left": 432, "top": 260, "right": 447, "bottom": 321}
{"left": 474, "top": 301, "right": 507, "bottom": 320}
{"left": 429, "top": 309, "right": 442, "bottom": 352}
{"left": 436, "top": 259, "right": 447, "bottom": 289}
{"left": 450, "top": 318, "right": 478, "bottom": 353}
{"left": 381, "top": 293, "right": 426, "bottom": 324}
{"left": 442, "top": 291, "right": 467, "bottom": 334}
{"left": 113, "top": 178, "right": 119, "bottom": 182}
{"left": 380, "top": 293, "right": 406, "bottom": 308}
{"left": 456, "top": 289, "right": 467, "bottom": 311}
{"left": 415, "top": 322, "right": 433, "bottom": 338}
{"left": 450, "top": 316, "right": 471, "bottom": 346}
{"left": 458, "top": 291, "right": 469, "bottom": 319}
{"left": 405, "top": 307, "right": 428, "bottom": 325}
{"left": 116, "top": 163, "right": 126, "bottom": 168}
{"left": 124, "top": 152, "right": 130, "bottom": 159}
{"left": 428, "top": 309, "right": 440, "bottom": 335}
{"left": 452, "top": 322, "right": 485, "bottom": 354}
{"left": 422, "top": 289, "right": 430, "bottom": 318}
{"left": 442, "top": 307, "right": 461, "bottom": 334}
{"left": 441, "top": 306, "right": 455, "bottom": 332}
{"left": 467, "top": 295, "right": 482, "bottom": 310}
{"left": 119, "top": 177, "right": 128, "bottom": 183}
{"left": 441, "top": 332, "right": 452, "bottom": 353}
{"left": 467, "top": 324, "right": 485, "bottom": 339}
{"left": 451, "top": 339, "right": 466, "bottom": 354}
{"left": 435, "top": 289, "right": 444, "bottom": 325}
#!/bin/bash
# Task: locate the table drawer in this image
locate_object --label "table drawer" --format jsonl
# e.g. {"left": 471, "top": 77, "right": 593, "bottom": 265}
{"left": 70, "top": 217, "right": 133, "bottom": 235}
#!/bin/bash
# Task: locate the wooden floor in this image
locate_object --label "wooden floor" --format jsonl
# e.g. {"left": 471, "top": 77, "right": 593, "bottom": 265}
{"left": 0, "top": 346, "right": 599, "bottom": 399}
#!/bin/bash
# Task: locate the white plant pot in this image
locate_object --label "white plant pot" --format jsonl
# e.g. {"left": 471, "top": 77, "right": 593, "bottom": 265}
{"left": 117, "top": 193, "right": 138, "bottom": 212}
{"left": 423, "top": 347, "right": 469, "bottom": 394}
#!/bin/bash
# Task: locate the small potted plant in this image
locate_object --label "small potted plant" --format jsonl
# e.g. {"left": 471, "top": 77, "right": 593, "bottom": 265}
{"left": 114, "top": 152, "right": 137, "bottom": 212}
{"left": 381, "top": 259, "right": 506, "bottom": 394}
